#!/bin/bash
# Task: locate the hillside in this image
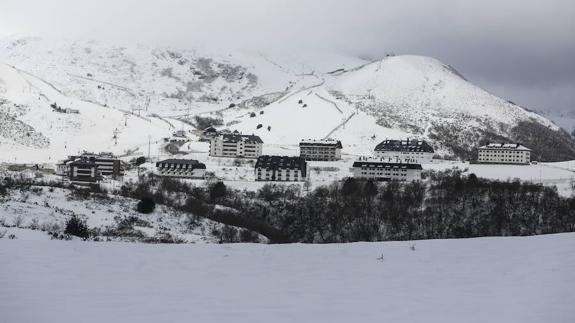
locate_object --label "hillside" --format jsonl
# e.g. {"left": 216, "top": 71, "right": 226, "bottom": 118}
{"left": 1, "top": 233, "right": 574, "bottom": 323}
{"left": 1, "top": 37, "right": 574, "bottom": 162}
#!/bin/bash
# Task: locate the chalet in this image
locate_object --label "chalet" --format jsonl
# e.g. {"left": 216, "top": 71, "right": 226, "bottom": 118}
{"left": 351, "top": 157, "right": 422, "bottom": 182}
{"left": 155, "top": 159, "right": 206, "bottom": 178}
{"left": 374, "top": 138, "right": 434, "bottom": 164}
{"left": 299, "top": 139, "right": 342, "bottom": 161}
{"left": 477, "top": 143, "right": 531, "bottom": 164}
{"left": 210, "top": 132, "right": 263, "bottom": 158}
{"left": 57, "top": 152, "right": 124, "bottom": 183}
{"left": 255, "top": 155, "right": 307, "bottom": 182}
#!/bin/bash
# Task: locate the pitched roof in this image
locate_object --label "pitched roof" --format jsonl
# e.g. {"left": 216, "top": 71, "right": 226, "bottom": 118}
{"left": 299, "top": 139, "right": 342, "bottom": 148}
{"left": 478, "top": 143, "right": 531, "bottom": 151}
{"left": 255, "top": 155, "right": 307, "bottom": 174}
{"left": 219, "top": 133, "right": 263, "bottom": 144}
{"left": 156, "top": 159, "right": 206, "bottom": 169}
{"left": 374, "top": 139, "right": 434, "bottom": 153}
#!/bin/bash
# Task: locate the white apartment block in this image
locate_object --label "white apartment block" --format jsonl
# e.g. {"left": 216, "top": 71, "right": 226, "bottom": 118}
{"left": 156, "top": 159, "right": 207, "bottom": 178}
{"left": 351, "top": 157, "right": 422, "bottom": 182}
{"left": 374, "top": 138, "right": 434, "bottom": 164}
{"left": 477, "top": 143, "right": 531, "bottom": 164}
{"left": 209, "top": 132, "right": 263, "bottom": 158}
{"left": 255, "top": 155, "right": 307, "bottom": 182}
{"left": 299, "top": 139, "right": 342, "bottom": 161}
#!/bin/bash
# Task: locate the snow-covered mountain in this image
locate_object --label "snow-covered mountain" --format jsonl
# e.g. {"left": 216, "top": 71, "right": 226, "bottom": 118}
{"left": 1, "top": 36, "right": 574, "bottom": 162}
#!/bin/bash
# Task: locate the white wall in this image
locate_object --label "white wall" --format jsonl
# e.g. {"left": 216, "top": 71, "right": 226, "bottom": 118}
{"left": 375, "top": 151, "right": 433, "bottom": 164}
{"left": 477, "top": 149, "right": 530, "bottom": 164}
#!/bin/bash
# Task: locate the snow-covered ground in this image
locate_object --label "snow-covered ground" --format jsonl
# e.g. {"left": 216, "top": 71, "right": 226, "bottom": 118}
{"left": 0, "top": 186, "right": 219, "bottom": 243}
{"left": 2, "top": 36, "right": 572, "bottom": 162}
{"left": 1, "top": 233, "right": 574, "bottom": 323}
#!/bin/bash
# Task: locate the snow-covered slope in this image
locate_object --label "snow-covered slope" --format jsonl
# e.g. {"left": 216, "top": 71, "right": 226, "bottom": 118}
{"left": 1, "top": 233, "right": 574, "bottom": 323}
{"left": 0, "top": 62, "right": 178, "bottom": 163}
{"left": 1, "top": 37, "right": 574, "bottom": 162}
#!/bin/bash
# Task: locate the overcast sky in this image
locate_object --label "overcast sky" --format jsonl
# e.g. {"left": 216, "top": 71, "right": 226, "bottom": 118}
{"left": 0, "top": 0, "right": 573, "bottom": 113}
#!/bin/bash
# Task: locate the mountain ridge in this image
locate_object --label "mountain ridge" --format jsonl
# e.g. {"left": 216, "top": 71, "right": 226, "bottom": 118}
{"left": 1, "top": 37, "right": 574, "bottom": 162}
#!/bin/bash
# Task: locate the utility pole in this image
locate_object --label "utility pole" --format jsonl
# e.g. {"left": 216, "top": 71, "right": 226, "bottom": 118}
{"left": 148, "top": 135, "right": 151, "bottom": 161}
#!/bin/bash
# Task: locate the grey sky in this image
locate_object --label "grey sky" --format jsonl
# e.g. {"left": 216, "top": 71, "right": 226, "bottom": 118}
{"left": 1, "top": 0, "right": 574, "bottom": 113}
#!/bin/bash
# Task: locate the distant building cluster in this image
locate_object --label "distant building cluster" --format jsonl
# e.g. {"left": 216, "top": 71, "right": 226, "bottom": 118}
{"left": 52, "top": 128, "right": 532, "bottom": 187}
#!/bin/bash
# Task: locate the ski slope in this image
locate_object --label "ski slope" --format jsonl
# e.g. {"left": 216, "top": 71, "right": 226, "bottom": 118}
{"left": 0, "top": 63, "right": 176, "bottom": 163}
{"left": 1, "top": 233, "right": 574, "bottom": 323}
{"left": 2, "top": 37, "right": 573, "bottom": 162}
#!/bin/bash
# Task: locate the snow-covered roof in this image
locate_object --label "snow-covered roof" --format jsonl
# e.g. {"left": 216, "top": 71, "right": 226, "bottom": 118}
{"left": 374, "top": 139, "right": 434, "bottom": 153}
{"left": 218, "top": 133, "right": 263, "bottom": 144}
{"left": 478, "top": 143, "right": 531, "bottom": 151}
{"left": 299, "top": 139, "right": 342, "bottom": 148}
{"left": 156, "top": 159, "right": 206, "bottom": 169}
{"left": 255, "top": 155, "right": 307, "bottom": 173}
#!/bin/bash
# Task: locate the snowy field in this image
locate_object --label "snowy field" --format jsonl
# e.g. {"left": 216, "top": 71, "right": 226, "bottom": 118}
{"left": 1, "top": 233, "right": 574, "bottom": 323}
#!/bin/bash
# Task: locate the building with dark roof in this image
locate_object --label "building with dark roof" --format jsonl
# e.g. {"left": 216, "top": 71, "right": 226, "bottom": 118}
{"left": 210, "top": 132, "right": 263, "bottom": 158}
{"left": 255, "top": 155, "right": 307, "bottom": 182}
{"left": 477, "top": 143, "right": 531, "bottom": 164}
{"left": 351, "top": 157, "right": 422, "bottom": 182}
{"left": 299, "top": 139, "right": 342, "bottom": 161}
{"left": 156, "top": 159, "right": 207, "bottom": 178}
{"left": 374, "top": 138, "right": 434, "bottom": 163}
{"left": 56, "top": 152, "right": 123, "bottom": 183}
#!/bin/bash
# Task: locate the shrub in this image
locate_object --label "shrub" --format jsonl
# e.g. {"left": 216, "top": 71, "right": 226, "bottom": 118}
{"left": 64, "top": 215, "right": 90, "bottom": 239}
{"left": 194, "top": 116, "right": 223, "bottom": 129}
{"left": 209, "top": 182, "right": 227, "bottom": 201}
{"left": 342, "top": 177, "right": 358, "bottom": 196}
{"left": 135, "top": 156, "right": 146, "bottom": 166}
{"left": 137, "top": 197, "right": 156, "bottom": 214}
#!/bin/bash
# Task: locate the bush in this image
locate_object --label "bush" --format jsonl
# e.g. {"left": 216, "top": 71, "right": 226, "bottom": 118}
{"left": 64, "top": 215, "right": 90, "bottom": 239}
{"left": 135, "top": 156, "right": 146, "bottom": 166}
{"left": 209, "top": 182, "right": 227, "bottom": 201}
{"left": 342, "top": 178, "right": 358, "bottom": 196}
{"left": 194, "top": 116, "right": 223, "bottom": 129}
{"left": 137, "top": 197, "right": 156, "bottom": 214}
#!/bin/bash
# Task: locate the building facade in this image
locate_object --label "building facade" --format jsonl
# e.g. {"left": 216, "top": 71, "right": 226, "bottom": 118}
{"left": 351, "top": 157, "right": 422, "bottom": 182}
{"left": 209, "top": 132, "right": 263, "bottom": 158}
{"left": 68, "top": 160, "right": 99, "bottom": 183}
{"left": 57, "top": 152, "right": 123, "bottom": 183}
{"left": 255, "top": 155, "right": 307, "bottom": 182}
{"left": 299, "top": 139, "right": 342, "bottom": 161}
{"left": 477, "top": 143, "right": 531, "bottom": 164}
{"left": 374, "top": 139, "right": 434, "bottom": 164}
{"left": 155, "top": 159, "right": 206, "bottom": 178}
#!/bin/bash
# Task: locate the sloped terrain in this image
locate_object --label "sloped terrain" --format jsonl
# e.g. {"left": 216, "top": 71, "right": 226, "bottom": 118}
{"left": 1, "top": 37, "right": 574, "bottom": 161}
{"left": 0, "top": 62, "right": 175, "bottom": 163}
